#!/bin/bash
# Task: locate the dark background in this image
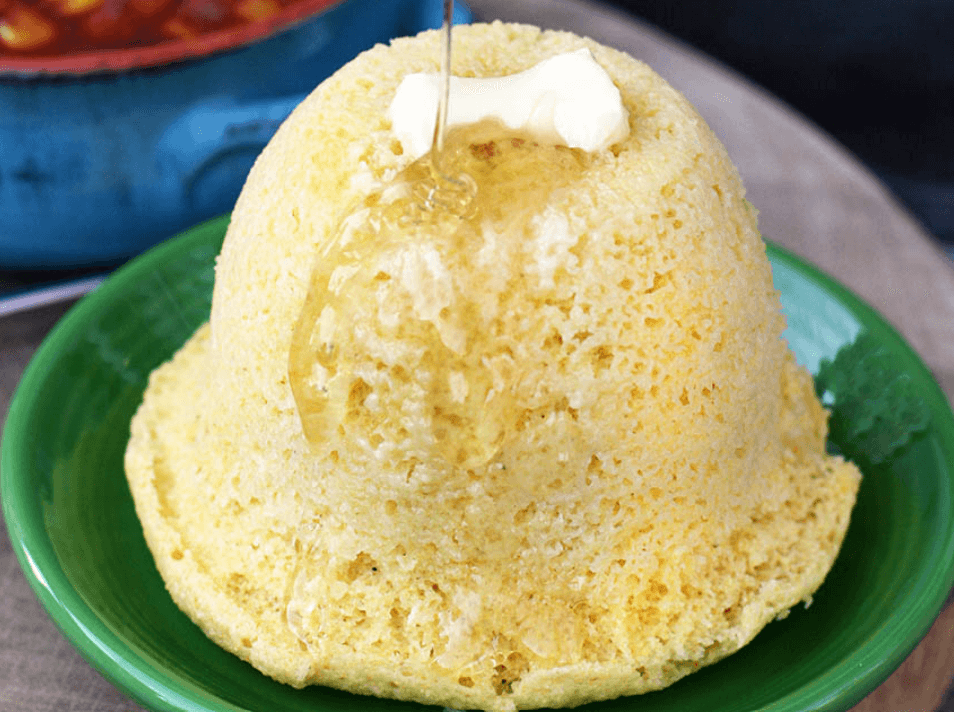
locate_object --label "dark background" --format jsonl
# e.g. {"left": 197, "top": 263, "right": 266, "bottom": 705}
{"left": 602, "top": 0, "right": 954, "bottom": 247}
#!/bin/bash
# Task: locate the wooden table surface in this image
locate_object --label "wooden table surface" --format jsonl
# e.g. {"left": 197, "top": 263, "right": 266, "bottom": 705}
{"left": 2, "top": 0, "right": 953, "bottom": 709}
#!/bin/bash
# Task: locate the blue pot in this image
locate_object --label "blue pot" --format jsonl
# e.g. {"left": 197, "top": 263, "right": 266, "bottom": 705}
{"left": 0, "top": 0, "right": 471, "bottom": 269}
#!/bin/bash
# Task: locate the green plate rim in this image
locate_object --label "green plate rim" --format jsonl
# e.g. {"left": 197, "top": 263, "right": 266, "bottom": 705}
{"left": 2, "top": 215, "right": 236, "bottom": 712}
{"left": 3, "top": 214, "right": 953, "bottom": 712}
{"left": 763, "top": 239, "right": 954, "bottom": 710}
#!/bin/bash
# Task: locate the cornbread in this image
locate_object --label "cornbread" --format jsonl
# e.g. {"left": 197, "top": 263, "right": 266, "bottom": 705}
{"left": 125, "top": 21, "right": 861, "bottom": 711}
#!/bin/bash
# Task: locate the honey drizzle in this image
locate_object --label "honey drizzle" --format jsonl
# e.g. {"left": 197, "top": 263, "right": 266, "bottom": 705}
{"left": 420, "top": 0, "right": 477, "bottom": 215}
{"left": 432, "top": 0, "right": 454, "bottom": 163}
{"left": 285, "top": 0, "right": 465, "bottom": 650}
{"left": 288, "top": 0, "right": 589, "bottom": 470}
{"left": 285, "top": 2, "right": 594, "bottom": 648}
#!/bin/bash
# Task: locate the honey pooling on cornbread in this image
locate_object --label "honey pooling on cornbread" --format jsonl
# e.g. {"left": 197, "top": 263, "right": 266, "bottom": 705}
{"left": 125, "top": 22, "right": 860, "bottom": 712}
{"left": 288, "top": 125, "right": 588, "bottom": 469}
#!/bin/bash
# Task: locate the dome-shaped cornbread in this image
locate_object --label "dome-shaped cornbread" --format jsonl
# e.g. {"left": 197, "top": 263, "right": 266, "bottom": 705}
{"left": 125, "top": 21, "right": 860, "bottom": 711}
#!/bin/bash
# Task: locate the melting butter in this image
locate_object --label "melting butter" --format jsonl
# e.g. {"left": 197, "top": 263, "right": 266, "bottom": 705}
{"left": 388, "top": 49, "right": 629, "bottom": 159}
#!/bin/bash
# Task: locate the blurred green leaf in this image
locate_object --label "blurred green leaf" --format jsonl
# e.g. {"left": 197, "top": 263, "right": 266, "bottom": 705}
{"left": 815, "top": 331, "right": 930, "bottom": 465}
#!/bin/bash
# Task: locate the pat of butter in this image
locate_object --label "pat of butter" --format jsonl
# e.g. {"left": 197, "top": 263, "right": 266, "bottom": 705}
{"left": 388, "top": 48, "right": 629, "bottom": 159}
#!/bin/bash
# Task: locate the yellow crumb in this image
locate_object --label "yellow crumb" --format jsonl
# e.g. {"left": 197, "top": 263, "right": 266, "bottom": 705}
{"left": 125, "top": 22, "right": 860, "bottom": 711}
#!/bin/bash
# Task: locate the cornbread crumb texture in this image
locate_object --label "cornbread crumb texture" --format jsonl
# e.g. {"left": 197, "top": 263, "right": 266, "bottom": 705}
{"left": 125, "top": 21, "right": 861, "bottom": 711}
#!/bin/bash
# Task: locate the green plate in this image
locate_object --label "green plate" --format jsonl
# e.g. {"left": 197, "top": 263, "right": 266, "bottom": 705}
{"left": 3, "top": 213, "right": 953, "bottom": 712}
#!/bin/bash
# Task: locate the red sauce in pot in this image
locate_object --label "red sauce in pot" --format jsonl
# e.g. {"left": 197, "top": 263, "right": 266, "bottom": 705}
{"left": 0, "top": 0, "right": 306, "bottom": 55}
